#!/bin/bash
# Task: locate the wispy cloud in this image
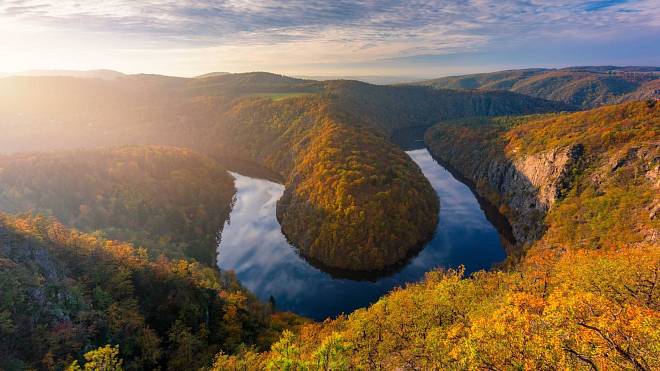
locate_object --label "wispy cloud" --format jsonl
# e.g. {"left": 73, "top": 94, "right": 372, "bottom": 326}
{"left": 0, "top": 0, "right": 658, "bottom": 75}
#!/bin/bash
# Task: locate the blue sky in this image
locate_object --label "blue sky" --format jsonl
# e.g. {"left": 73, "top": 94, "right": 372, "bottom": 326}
{"left": 0, "top": 0, "right": 658, "bottom": 77}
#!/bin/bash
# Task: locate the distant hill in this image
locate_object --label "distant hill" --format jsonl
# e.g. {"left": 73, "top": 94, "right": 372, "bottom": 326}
{"left": 322, "top": 79, "right": 570, "bottom": 134}
{"left": 195, "top": 71, "right": 231, "bottom": 78}
{"left": 415, "top": 66, "right": 660, "bottom": 108}
{"left": 295, "top": 75, "right": 422, "bottom": 85}
{"left": 0, "top": 71, "right": 567, "bottom": 153}
{"left": 9, "top": 69, "right": 126, "bottom": 80}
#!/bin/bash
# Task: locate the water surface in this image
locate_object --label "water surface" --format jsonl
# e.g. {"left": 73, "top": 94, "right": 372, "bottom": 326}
{"left": 217, "top": 149, "right": 506, "bottom": 320}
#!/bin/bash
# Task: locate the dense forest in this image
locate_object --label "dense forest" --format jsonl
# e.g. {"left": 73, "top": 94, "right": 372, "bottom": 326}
{"left": 0, "top": 214, "right": 305, "bottom": 370}
{"left": 206, "top": 101, "right": 659, "bottom": 370}
{"left": 278, "top": 109, "right": 439, "bottom": 270}
{"left": 204, "top": 96, "right": 439, "bottom": 271}
{"left": 0, "top": 146, "right": 235, "bottom": 265}
{"left": 415, "top": 66, "right": 660, "bottom": 109}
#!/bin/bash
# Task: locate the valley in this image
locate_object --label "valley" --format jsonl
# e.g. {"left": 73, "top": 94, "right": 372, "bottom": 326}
{"left": 209, "top": 99, "right": 658, "bottom": 370}
{"left": 1, "top": 2, "right": 658, "bottom": 369}
{"left": 0, "top": 73, "right": 564, "bottom": 273}
{"left": 0, "top": 70, "right": 657, "bottom": 370}
{"left": 217, "top": 148, "right": 508, "bottom": 320}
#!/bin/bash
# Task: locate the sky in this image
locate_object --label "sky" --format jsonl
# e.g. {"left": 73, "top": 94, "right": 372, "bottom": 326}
{"left": 0, "top": 0, "right": 659, "bottom": 78}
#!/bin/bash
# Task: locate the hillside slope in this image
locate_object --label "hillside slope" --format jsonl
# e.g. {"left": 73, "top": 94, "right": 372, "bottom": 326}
{"left": 0, "top": 214, "right": 305, "bottom": 370}
{"left": 417, "top": 66, "right": 660, "bottom": 108}
{"left": 323, "top": 80, "right": 571, "bottom": 134}
{"left": 425, "top": 100, "right": 659, "bottom": 252}
{"left": 0, "top": 146, "right": 235, "bottom": 265}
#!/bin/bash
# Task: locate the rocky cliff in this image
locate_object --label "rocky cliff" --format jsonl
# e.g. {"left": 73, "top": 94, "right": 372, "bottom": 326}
{"left": 424, "top": 101, "right": 659, "bottom": 251}
{"left": 425, "top": 127, "right": 584, "bottom": 245}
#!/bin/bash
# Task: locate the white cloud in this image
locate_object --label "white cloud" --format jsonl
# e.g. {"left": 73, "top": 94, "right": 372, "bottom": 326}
{"left": 0, "top": 0, "right": 658, "bottom": 75}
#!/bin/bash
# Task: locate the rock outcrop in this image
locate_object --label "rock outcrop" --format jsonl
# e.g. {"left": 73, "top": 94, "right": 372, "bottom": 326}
{"left": 426, "top": 127, "right": 584, "bottom": 245}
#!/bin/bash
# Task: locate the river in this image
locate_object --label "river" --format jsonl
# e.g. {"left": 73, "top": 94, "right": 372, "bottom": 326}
{"left": 217, "top": 148, "right": 507, "bottom": 320}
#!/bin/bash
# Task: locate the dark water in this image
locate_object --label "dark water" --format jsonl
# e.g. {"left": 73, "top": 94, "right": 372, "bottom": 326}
{"left": 217, "top": 149, "right": 507, "bottom": 320}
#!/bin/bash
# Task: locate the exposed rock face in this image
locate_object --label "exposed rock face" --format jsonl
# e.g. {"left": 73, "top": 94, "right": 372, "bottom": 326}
{"left": 425, "top": 129, "right": 584, "bottom": 245}
{"left": 509, "top": 144, "right": 584, "bottom": 211}
{"left": 479, "top": 145, "right": 584, "bottom": 244}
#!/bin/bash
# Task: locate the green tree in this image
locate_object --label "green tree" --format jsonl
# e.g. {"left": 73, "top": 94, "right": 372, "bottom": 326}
{"left": 267, "top": 330, "right": 305, "bottom": 370}
{"left": 312, "top": 333, "right": 351, "bottom": 371}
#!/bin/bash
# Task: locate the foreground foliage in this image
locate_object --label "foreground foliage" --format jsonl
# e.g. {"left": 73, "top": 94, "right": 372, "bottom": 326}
{"left": 67, "top": 345, "right": 123, "bottom": 371}
{"left": 210, "top": 247, "right": 658, "bottom": 370}
{"left": 0, "top": 214, "right": 305, "bottom": 370}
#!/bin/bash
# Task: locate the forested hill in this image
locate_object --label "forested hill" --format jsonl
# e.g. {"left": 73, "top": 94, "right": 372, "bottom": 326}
{"left": 323, "top": 80, "right": 570, "bottom": 133}
{"left": 415, "top": 66, "right": 660, "bottom": 108}
{"left": 210, "top": 101, "right": 659, "bottom": 370}
{"left": 0, "top": 146, "right": 234, "bottom": 265}
{"left": 0, "top": 213, "right": 305, "bottom": 370}
{"left": 204, "top": 97, "right": 440, "bottom": 271}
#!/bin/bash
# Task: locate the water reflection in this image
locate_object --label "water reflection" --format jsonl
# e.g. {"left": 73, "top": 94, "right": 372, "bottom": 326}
{"left": 217, "top": 149, "right": 506, "bottom": 320}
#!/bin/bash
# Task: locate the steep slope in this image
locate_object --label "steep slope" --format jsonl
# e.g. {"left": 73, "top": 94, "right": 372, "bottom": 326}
{"left": 425, "top": 100, "right": 659, "bottom": 251}
{"left": 0, "top": 214, "right": 305, "bottom": 370}
{"left": 0, "top": 146, "right": 234, "bottom": 265}
{"left": 417, "top": 66, "right": 660, "bottom": 108}
{"left": 213, "top": 101, "right": 660, "bottom": 370}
